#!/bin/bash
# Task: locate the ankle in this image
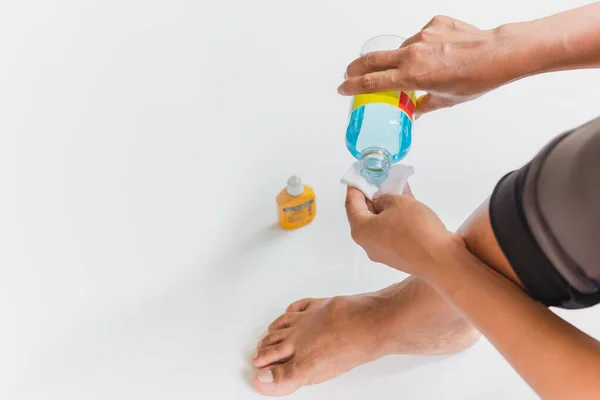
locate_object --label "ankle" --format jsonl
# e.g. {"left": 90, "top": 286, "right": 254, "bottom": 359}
{"left": 374, "top": 278, "right": 478, "bottom": 354}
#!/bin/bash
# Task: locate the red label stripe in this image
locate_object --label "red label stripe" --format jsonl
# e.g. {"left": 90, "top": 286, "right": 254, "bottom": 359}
{"left": 398, "top": 91, "right": 415, "bottom": 119}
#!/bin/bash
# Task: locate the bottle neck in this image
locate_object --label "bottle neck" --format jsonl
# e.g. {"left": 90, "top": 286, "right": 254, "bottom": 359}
{"left": 360, "top": 148, "right": 391, "bottom": 185}
{"left": 286, "top": 176, "right": 304, "bottom": 196}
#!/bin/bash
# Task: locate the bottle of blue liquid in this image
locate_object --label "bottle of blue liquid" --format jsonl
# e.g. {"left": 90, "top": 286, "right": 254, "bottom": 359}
{"left": 346, "top": 35, "right": 417, "bottom": 184}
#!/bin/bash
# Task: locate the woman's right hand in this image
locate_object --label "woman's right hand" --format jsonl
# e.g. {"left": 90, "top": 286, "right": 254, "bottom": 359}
{"left": 337, "top": 16, "right": 522, "bottom": 117}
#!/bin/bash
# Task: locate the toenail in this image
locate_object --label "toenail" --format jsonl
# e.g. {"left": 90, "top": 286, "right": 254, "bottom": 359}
{"left": 257, "top": 369, "right": 274, "bottom": 383}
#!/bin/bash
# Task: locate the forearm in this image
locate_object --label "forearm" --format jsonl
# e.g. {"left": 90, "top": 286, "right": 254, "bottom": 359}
{"left": 428, "top": 246, "right": 600, "bottom": 400}
{"left": 497, "top": 2, "right": 600, "bottom": 81}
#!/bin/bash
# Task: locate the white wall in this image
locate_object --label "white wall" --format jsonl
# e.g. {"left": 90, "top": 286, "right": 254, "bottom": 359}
{"left": 2, "top": 0, "right": 599, "bottom": 399}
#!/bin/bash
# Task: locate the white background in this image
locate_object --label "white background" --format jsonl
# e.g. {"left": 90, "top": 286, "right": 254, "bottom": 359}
{"left": 3, "top": 0, "right": 600, "bottom": 399}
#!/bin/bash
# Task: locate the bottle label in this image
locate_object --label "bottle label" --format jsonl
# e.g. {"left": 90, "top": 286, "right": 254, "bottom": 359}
{"left": 283, "top": 199, "right": 314, "bottom": 223}
{"left": 352, "top": 91, "right": 417, "bottom": 120}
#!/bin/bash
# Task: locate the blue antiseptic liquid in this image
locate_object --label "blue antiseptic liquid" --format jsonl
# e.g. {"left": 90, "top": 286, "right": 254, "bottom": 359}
{"left": 346, "top": 103, "right": 413, "bottom": 163}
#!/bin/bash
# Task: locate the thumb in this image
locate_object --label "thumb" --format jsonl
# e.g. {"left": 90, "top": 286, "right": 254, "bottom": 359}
{"left": 415, "top": 93, "right": 456, "bottom": 118}
{"left": 345, "top": 187, "right": 374, "bottom": 224}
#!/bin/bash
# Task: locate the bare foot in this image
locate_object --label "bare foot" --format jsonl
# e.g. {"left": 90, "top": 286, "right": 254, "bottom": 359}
{"left": 251, "top": 277, "right": 480, "bottom": 396}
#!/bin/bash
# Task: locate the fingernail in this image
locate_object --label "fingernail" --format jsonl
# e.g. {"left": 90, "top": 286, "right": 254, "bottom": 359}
{"left": 373, "top": 191, "right": 382, "bottom": 200}
{"left": 337, "top": 85, "right": 345, "bottom": 95}
{"left": 257, "top": 369, "right": 274, "bottom": 383}
{"left": 344, "top": 72, "right": 348, "bottom": 79}
{"left": 252, "top": 350, "right": 258, "bottom": 359}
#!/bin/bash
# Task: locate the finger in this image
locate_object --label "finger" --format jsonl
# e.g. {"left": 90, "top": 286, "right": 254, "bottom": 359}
{"left": 345, "top": 187, "right": 373, "bottom": 225}
{"left": 372, "top": 194, "right": 397, "bottom": 214}
{"left": 415, "top": 93, "right": 456, "bottom": 117}
{"left": 338, "top": 70, "right": 419, "bottom": 96}
{"left": 366, "top": 198, "right": 376, "bottom": 213}
{"left": 345, "top": 50, "right": 402, "bottom": 79}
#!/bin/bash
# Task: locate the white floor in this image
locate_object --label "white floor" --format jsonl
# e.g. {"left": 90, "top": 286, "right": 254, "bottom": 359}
{"left": 4, "top": 0, "right": 600, "bottom": 399}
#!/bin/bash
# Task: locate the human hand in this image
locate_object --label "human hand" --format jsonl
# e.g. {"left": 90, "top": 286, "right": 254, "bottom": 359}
{"left": 338, "top": 16, "right": 519, "bottom": 116}
{"left": 345, "top": 185, "right": 464, "bottom": 278}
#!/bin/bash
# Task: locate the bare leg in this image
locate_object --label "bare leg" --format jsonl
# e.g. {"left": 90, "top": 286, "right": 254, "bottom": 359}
{"left": 252, "top": 195, "right": 520, "bottom": 397}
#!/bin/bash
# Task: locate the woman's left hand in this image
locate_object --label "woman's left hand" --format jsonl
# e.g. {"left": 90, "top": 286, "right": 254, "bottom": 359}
{"left": 345, "top": 186, "right": 463, "bottom": 279}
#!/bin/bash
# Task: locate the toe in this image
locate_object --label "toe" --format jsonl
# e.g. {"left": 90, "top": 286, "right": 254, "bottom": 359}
{"left": 268, "top": 312, "right": 301, "bottom": 332}
{"left": 257, "top": 329, "right": 290, "bottom": 349}
{"left": 253, "top": 362, "right": 303, "bottom": 397}
{"left": 286, "top": 298, "right": 314, "bottom": 312}
{"left": 252, "top": 342, "right": 294, "bottom": 368}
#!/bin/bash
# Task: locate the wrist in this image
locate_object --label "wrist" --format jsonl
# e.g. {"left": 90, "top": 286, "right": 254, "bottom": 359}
{"left": 493, "top": 21, "right": 566, "bottom": 81}
{"left": 419, "top": 233, "right": 469, "bottom": 286}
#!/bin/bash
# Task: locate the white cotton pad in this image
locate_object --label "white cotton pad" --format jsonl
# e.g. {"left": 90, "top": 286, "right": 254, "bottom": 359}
{"left": 340, "top": 162, "right": 415, "bottom": 201}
